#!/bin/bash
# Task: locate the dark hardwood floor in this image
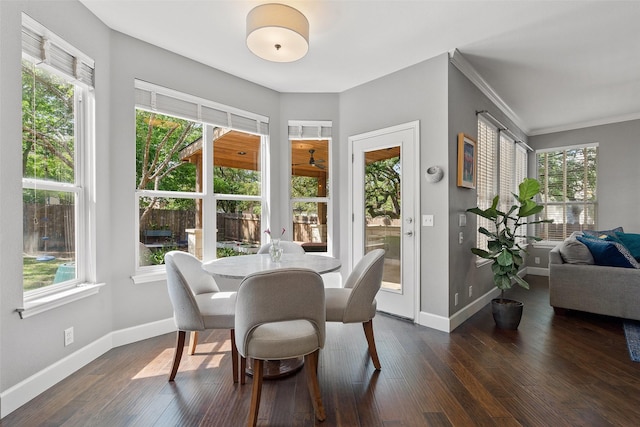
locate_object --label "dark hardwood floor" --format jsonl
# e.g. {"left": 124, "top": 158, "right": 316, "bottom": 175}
{"left": 2, "top": 276, "right": 639, "bottom": 426}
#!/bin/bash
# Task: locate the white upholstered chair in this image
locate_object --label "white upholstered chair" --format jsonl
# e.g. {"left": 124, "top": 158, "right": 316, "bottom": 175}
{"left": 164, "top": 251, "right": 238, "bottom": 383}
{"left": 325, "top": 248, "right": 385, "bottom": 370}
{"left": 235, "top": 268, "right": 326, "bottom": 426}
{"left": 256, "top": 240, "right": 306, "bottom": 255}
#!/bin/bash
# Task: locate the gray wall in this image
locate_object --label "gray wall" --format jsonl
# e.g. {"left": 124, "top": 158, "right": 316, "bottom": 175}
{"left": 447, "top": 63, "right": 529, "bottom": 314}
{"left": 339, "top": 53, "right": 450, "bottom": 318}
{"left": 0, "top": 0, "right": 112, "bottom": 391}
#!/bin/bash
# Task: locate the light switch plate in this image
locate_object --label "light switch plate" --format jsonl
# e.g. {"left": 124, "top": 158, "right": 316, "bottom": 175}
{"left": 459, "top": 213, "right": 467, "bottom": 227}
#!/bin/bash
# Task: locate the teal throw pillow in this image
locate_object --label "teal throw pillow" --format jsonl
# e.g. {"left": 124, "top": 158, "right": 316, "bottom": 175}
{"left": 576, "top": 236, "right": 640, "bottom": 268}
{"left": 615, "top": 232, "right": 640, "bottom": 261}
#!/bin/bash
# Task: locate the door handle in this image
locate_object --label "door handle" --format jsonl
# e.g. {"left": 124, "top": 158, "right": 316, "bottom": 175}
{"left": 404, "top": 231, "right": 413, "bottom": 237}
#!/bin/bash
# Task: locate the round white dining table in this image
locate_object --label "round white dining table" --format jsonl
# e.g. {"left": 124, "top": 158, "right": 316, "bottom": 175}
{"left": 201, "top": 253, "right": 341, "bottom": 278}
{"left": 201, "top": 253, "right": 341, "bottom": 379}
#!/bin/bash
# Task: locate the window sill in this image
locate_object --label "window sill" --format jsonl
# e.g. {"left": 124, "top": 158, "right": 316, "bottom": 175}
{"left": 532, "top": 241, "right": 561, "bottom": 249}
{"left": 475, "top": 258, "right": 492, "bottom": 268}
{"left": 17, "top": 283, "right": 106, "bottom": 319}
{"left": 131, "top": 269, "right": 167, "bottom": 285}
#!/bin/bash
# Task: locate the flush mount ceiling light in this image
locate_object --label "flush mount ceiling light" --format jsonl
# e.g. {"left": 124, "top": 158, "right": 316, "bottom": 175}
{"left": 246, "top": 3, "right": 309, "bottom": 62}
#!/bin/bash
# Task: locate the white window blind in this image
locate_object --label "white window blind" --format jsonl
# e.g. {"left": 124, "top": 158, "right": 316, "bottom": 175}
{"left": 515, "top": 145, "right": 528, "bottom": 189}
{"left": 476, "top": 117, "right": 498, "bottom": 251}
{"left": 134, "top": 80, "right": 269, "bottom": 136}
{"left": 476, "top": 118, "right": 530, "bottom": 252}
{"left": 22, "top": 14, "right": 94, "bottom": 88}
{"left": 499, "top": 133, "right": 515, "bottom": 212}
{"left": 288, "top": 121, "right": 332, "bottom": 139}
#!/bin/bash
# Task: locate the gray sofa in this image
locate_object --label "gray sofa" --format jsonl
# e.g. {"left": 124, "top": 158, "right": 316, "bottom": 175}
{"left": 549, "top": 235, "right": 640, "bottom": 321}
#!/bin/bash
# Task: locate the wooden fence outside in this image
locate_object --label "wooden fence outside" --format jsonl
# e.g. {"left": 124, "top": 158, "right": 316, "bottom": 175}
{"left": 23, "top": 206, "right": 332, "bottom": 256}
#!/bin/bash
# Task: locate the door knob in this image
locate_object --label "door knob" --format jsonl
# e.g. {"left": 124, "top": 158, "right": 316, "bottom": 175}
{"left": 404, "top": 231, "right": 413, "bottom": 237}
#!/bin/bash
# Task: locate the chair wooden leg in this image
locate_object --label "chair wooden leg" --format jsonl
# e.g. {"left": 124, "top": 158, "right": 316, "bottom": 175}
{"left": 240, "top": 356, "right": 247, "bottom": 385}
{"left": 230, "top": 329, "right": 239, "bottom": 384}
{"left": 363, "top": 320, "right": 381, "bottom": 370}
{"left": 188, "top": 331, "right": 198, "bottom": 355}
{"left": 248, "top": 359, "right": 264, "bottom": 427}
{"left": 305, "top": 350, "right": 326, "bottom": 421}
{"left": 168, "top": 330, "right": 186, "bottom": 381}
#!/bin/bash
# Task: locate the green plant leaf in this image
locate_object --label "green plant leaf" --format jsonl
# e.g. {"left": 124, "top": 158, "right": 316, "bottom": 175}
{"left": 467, "top": 207, "right": 497, "bottom": 220}
{"left": 479, "top": 227, "right": 497, "bottom": 239}
{"left": 513, "top": 274, "right": 530, "bottom": 290}
{"left": 491, "top": 195, "right": 500, "bottom": 210}
{"left": 519, "top": 201, "right": 544, "bottom": 218}
{"left": 496, "top": 249, "right": 513, "bottom": 266}
{"left": 487, "top": 240, "right": 503, "bottom": 252}
{"left": 494, "top": 274, "right": 512, "bottom": 290}
{"left": 512, "top": 252, "right": 523, "bottom": 267}
{"left": 471, "top": 248, "right": 491, "bottom": 258}
{"left": 491, "top": 262, "right": 502, "bottom": 275}
{"left": 518, "top": 178, "right": 540, "bottom": 200}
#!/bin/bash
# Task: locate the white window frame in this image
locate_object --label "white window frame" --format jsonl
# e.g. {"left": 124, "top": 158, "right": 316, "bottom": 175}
{"left": 19, "top": 14, "right": 99, "bottom": 318}
{"left": 288, "top": 121, "right": 333, "bottom": 255}
{"left": 535, "top": 143, "right": 598, "bottom": 245}
{"left": 132, "top": 81, "right": 269, "bottom": 282}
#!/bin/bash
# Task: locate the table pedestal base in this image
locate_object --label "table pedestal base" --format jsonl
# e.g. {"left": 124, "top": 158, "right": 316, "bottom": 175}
{"left": 245, "top": 357, "right": 304, "bottom": 379}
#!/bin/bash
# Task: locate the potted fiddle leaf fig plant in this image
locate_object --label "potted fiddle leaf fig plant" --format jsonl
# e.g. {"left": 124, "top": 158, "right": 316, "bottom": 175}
{"left": 467, "top": 178, "right": 551, "bottom": 329}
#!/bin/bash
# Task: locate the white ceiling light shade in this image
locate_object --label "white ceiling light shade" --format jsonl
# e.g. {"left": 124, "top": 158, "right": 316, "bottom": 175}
{"left": 246, "top": 3, "right": 309, "bottom": 62}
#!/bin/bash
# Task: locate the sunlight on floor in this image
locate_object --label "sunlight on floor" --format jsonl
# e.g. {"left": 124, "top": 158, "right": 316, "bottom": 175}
{"left": 131, "top": 337, "right": 231, "bottom": 379}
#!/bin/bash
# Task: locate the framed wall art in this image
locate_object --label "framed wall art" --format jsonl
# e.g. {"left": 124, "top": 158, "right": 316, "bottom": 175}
{"left": 457, "top": 133, "right": 476, "bottom": 189}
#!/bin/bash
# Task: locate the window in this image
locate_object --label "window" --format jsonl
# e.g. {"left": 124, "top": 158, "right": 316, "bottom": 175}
{"left": 536, "top": 144, "right": 598, "bottom": 241}
{"left": 289, "top": 122, "right": 332, "bottom": 253}
{"left": 475, "top": 117, "right": 528, "bottom": 252}
{"left": 21, "top": 15, "right": 95, "bottom": 295}
{"left": 134, "top": 81, "right": 268, "bottom": 272}
{"left": 475, "top": 118, "right": 498, "bottom": 252}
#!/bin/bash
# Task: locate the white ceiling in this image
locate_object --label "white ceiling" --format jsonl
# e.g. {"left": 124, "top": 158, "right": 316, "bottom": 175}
{"left": 79, "top": 0, "right": 640, "bottom": 136}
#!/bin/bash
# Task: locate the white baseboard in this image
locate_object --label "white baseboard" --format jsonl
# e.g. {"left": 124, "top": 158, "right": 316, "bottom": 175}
{"left": 525, "top": 266, "right": 549, "bottom": 276}
{"left": 449, "top": 287, "right": 501, "bottom": 331}
{"left": 417, "top": 311, "right": 450, "bottom": 332}
{"left": 1, "top": 318, "right": 175, "bottom": 418}
{"left": 417, "top": 286, "right": 501, "bottom": 332}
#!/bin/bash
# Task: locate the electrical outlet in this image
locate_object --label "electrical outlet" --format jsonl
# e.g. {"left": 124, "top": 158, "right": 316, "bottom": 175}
{"left": 454, "top": 293, "right": 459, "bottom": 306}
{"left": 535, "top": 257, "right": 541, "bottom": 265}
{"left": 64, "top": 327, "right": 74, "bottom": 346}
{"left": 469, "top": 285, "right": 473, "bottom": 297}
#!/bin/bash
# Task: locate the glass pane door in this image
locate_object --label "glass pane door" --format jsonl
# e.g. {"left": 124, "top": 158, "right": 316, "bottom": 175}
{"left": 364, "top": 148, "right": 401, "bottom": 292}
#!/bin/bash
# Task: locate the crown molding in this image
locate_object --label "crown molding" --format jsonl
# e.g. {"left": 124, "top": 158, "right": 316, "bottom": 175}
{"left": 528, "top": 111, "right": 640, "bottom": 136}
{"left": 449, "top": 49, "right": 530, "bottom": 135}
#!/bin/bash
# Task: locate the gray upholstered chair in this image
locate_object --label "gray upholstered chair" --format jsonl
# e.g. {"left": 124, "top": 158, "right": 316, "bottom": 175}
{"left": 164, "top": 251, "right": 238, "bottom": 383}
{"left": 257, "top": 240, "right": 305, "bottom": 254}
{"left": 325, "top": 248, "right": 385, "bottom": 370}
{"left": 235, "top": 268, "right": 326, "bottom": 426}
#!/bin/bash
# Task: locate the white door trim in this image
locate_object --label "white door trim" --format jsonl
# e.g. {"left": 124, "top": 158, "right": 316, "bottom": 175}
{"left": 347, "top": 121, "right": 420, "bottom": 322}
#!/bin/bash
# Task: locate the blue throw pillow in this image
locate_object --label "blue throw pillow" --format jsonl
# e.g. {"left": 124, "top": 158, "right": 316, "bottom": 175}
{"left": 576, "top": 235, "right": 639, "bottom": 268}
{"left": 615, "top": 232, "right": 640, "bottom": 261}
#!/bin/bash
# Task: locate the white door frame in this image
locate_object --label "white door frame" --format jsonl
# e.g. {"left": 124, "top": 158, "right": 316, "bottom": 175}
{"left": 347, "top": 121, "right": 420, "bottom": 321}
